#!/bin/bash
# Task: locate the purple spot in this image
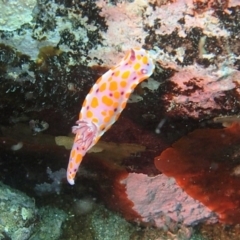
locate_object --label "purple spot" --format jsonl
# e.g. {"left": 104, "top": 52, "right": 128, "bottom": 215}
{"left": 77, "top": 147, "right": 79, "bottom": 150}
{"left": 133, "top": 77, "right": 137, "bottom": 81}
{"left": 87, "top": 106, "right": 90, "bottom": 110}
{"left": 74, "top": 169, "right": 77, "bottom": 172}
{"left": 121, "top": 91, "right": 124, "bottom": 95}
{"left": 82, "top": 147, "right": 85, "bottom": 150}
{"left": 114, "top": 108, "right": 117, "bottom": 112}
{"left": 109, "top": 93, "right": 113, "bottom": 97}
{"left": 96, "top": 88, "right": 99, "bottom": 93}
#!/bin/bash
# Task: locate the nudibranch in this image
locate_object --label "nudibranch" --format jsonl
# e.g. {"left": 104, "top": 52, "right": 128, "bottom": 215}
{"left": 67, "top": 48, "right": 155, "bottom": 185}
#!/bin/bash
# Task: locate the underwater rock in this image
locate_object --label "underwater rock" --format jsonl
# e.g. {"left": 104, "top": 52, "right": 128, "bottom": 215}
{"left": 0, "top": 0, "right": 240, "bottom": 236}
{"left": 155, "top": 123, "right": 240, "bottom": 224}
{"left": 0, "top": 0, "right": 36, "bottom": 31}
{"left": 121, "top": 173, "right": 218, "bottom": 228}
{"left": 0, "top": 182, "right": 36, "bottom": 240}
{"left": 61, "top": 202, "right": 138, "bottom": 240}
{"left": 88, "top": 204, "right": 135, "bottom": 240}
{"left": 161, "top": 64, "right": 240, "bottom": 119}
{"left": 82, "top": 153, "right": 217, "bottom": 230}
{"left": 29, "top": 206, "right": 67, "bottom": 240}
{"left": 0, "top": 0, "right": 239, "bottom": 133}
{"left": 0, "top": 182, "right": 67, "bottom": 240}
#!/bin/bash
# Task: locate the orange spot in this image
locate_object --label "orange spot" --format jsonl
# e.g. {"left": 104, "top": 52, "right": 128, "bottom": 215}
{"left": 79, "top": 112, "right": 82, "bottom": 119}
{"left": 89, "top": 86, "right": 94, "bottom": 94}
{"left": 71, "top": 149, "right": 76, "bottom": 159}
{"left": 99, "top": 82, "right": 107, "bottom": 92}
{"left": 101, "top": 111, "right": 107, "bottom": 116}
{"left": 86, "top": 110, "right": 93, "bottom": 118}
{"left": 68, "top": 174, "right": 74, "bottom": 180}
{"left": 109, "top": 81, "right": 118, "bottom": 91}
{"left": 69, "top": 162, "right": 73, "bottom": 169}
{"left": 104, "top": 116, "right": 111, "bottom": 123}
{"left": 114, "top": 70, "right": 120, "bottom": 77}
{"left": 131, "top": 83, "right": 137, "bottom": 90}
{"left": 108, "top": 77, "right": 113, "bottom": 82}
{"left": 75, "top": 153, "right": 82, "bottom": 164}
{"left": 92, "top": 118, "right": 98, "bottom": 123}
{"left": 108, "top": 110, "right": 114, "bottom": 116}
{"left": 121, "top": 101, "right": 127, "bottom": 109}
{"left": 125, "top": 92, "right": 131, "bottom": 99}
{"left": 99, "top": 124, "right": 106, "bottom": 131}
{"left": 121, "top": 71, "right": 131, "bottom": 79}
{"left": 82, "top": 99, "right": 87, "bottom": 107}
{"left": 113, "top": 102, "right": 119, "bottom": 109}
{"left": 113, "top": 91, "right": 120, "bottom": 99}
{"left": 91, "top": 97, "right": 99, "bottom": 108}
{"left": 115, "top": 113, "right": 121, "bottom": 121}
{"left": 142, "top": 56, "right": 148, "bottom": 64}
{"left": 120, "top": 81, "right": 127, "bottom": 88}
{"left": 96, "top": 77, "right": 102, "bottom": 84}
{"left": 102, "top": 96, "right": 113, "bottom": 106}
{"left": 134, "top": 63, "right": 141, "bottom": 71}
{"left": 94, "top": 136, "right": 100, "bottom": 144}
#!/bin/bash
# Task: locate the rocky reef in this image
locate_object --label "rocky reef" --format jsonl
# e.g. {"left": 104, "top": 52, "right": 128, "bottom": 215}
{"left": 0, "top": 182, "right": 67, "bottom": 240}
{"left": 1, "top": 0, "right": 240, "bottom": 239}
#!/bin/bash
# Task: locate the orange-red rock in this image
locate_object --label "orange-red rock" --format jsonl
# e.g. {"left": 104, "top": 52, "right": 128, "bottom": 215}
{"left": 83, "top": 155, "right": 141, "bottom": 221}
{"left": 83, "top": 154, "right": 218, "bottom": 228}
{"left": 155, "top": 123, "right": 240, "bottom": 224}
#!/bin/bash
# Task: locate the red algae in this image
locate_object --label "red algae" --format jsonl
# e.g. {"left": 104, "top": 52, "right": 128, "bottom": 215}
{"left": 83, "top": 155, "right": 142, "bottom": 221}
{"left": 155, "top": 123, "right": 240, "bottom": 224}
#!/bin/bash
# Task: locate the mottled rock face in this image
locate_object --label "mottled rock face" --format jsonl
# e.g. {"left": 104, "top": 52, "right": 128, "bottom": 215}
{"left": 159, "top": 65, "right": 240, "bottom": 119}
{"left": 0, "top": 0, "right": 240, "bottom": 238}
{"left": 0, "top": 182, "right": 36, "bottom": 239}
{"left": 0, "top": 42, "right": 102, "bottom": 134}
{"left": 155, "top": 123, "right": 240, "bottom": 224}
{"left": 0, "top": 0, "right": 108, "bottom": 134}
{"left": 0, "top": 0, "right": 239, "bottom": 131}
{"left": 0, "top": 0, "right": 37, "bottom": 31}
{"left": 121, "top": 173, "right": 218, "bottom": 228}
{"left": 0, "top": 180, "right": 67, "bottom": 239}
{"left": 80, "top": 149, "right": 218, "bottom": 230}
